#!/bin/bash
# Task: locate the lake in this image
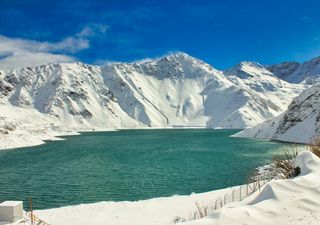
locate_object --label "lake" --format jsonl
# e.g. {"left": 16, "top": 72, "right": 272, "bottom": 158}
{"left": 0, "top": 129, "right": 290, "bottom": 210}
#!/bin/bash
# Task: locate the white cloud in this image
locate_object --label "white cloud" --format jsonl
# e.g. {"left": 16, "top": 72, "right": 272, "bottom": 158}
{"left": 0, "top": 34, "right": 84, "bottom": 70}
{"left": 77, "top": 24, "right": 109, "bottom": 38}
{"left": 0, "top": 23, "right": 108, "bottom": 69}
{"left": 0, "top": 34, "right": 89, "bottom": 55}
{"left": 0, "top": 52, "right": 75, "bottom": 70}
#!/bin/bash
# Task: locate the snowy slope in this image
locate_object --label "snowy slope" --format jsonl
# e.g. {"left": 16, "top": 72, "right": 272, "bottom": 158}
{"left": 268, "top": 57, "right": 320, "bottom": 84}
{"left": 102, "top": 53, "right": 228, "bottom": 127}
{"left": 234, "top": 84, "right": 320, "bottom": 143}
{"left": 223, "top": 61, "right": 302, "bottom": 127}
{"left": 0, "top": 63, "right": 141, "bottom": 148}
{"left": 0, "top": 53, "right": 304, "bottom": 149}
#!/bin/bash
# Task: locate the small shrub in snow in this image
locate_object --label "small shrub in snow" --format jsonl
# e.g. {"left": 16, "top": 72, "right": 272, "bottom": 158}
{"left": 172, "top": 216, "right": 186, "bottom": 224}
{"left": 273, "top": 149, "right": 300, "bottom": 179}
{"left": 308, "top": 137, "right": 320, "bottom": 158}
{"left": 194, "top": 202, "right": 208, "bottom": 219}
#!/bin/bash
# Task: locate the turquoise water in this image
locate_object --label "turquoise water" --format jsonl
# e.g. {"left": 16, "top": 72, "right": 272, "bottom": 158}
{"left": 0, "top": 129, "right": 289, "bottom": 210}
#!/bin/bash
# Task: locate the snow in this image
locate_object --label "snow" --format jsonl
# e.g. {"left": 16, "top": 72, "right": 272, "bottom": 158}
{"left": 0, "top": 104, "right": 73, "bottom": 149}
{"left": 2, "top": 151, "right": 318, "bottom": 225}
{"left": 0, "top": 53, "right": 304, "bottom": 150}
{"left": 33, "top": 188, "right": 234, "bottom": 225}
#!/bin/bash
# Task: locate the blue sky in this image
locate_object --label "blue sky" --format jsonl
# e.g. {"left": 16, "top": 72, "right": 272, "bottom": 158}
{"left": 1, "top": 0, "right": 320, "bottom": 69}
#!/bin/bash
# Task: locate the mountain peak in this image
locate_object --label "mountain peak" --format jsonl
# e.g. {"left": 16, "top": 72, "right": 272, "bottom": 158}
{"left": 224, "top": 61, "right": 273, "bottom": 78}
{"left": 238, "top": 61, "right": 263, "bottom": 68}
{"left": 155, "top": 52, "right": 198, "bottom": 64}
{"left": 168, "top": 52, "right": 191, "bottom": 58}
{"left": 105, "top": 52, "right": 222, "bottom": 80}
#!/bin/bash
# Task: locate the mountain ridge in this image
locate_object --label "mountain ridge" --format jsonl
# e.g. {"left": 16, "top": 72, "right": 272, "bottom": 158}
{"left": 267, "top": 57, "right": 320, "bottom": 84}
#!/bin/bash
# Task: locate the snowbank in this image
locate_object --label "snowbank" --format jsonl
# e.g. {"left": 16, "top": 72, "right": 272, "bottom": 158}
{"left": 187, "top": 151, "right": 320, "bottom": 225}
{"left": 34, "top": 187, "right": 235, "bottom": 225}
{"left": 24, "top": 151, "right": 319, "bottom": 225}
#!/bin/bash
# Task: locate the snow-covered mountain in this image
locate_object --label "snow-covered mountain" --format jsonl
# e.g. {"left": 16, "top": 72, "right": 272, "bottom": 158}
{"left": 268, "top": 57, "right": 320, "bottom": 84}
{"left": 101, "top": 54, "right": 302, "bottom": 128}
{"left": 233, "top": 84, "right": 320, "bottom": 143}
{"left": 0, "top": 63, "right": 139, "bottom": 128}
{"left": 0, "top": 52, "right": 304, "bottom": 148}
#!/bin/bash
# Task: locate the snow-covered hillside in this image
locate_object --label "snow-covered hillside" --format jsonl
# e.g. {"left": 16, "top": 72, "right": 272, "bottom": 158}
{"left": 0, "top": 63, "right": 139, "bottom": 128}
{"left": 0, "top": 63, "right": 140, "bottom": 148}
{"left": 234, "top": 84, "right": 320, "bottom": 143}
{"left": 0, "top": 52, "right": 304, "bottom": 149}
{"left": 268, "top": 56, "right": 320, "bottom": 84}
{"left": 223, "top": 61, "right": 301, "bottom": 127}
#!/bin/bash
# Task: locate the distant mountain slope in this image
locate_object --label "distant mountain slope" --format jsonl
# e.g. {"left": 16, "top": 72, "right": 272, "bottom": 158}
{"left": 233, "top": 84, "right": 320, "bottom": 143}
{"left": 268, "top": 57, "right": 320, "bottom": 84}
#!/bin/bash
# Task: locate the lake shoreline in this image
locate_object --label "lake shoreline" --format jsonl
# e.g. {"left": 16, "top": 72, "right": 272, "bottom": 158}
{"left": 0, "top": 126, "right": 244, "bottom": 151}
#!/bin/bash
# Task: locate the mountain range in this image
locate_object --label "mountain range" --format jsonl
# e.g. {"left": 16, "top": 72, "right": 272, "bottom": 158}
{"left": 1, "top": 52, "right": 320, "bottom": 148}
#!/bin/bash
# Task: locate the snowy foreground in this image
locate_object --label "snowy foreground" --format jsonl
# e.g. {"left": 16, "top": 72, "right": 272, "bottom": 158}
{"left": 6, "top": 151, "right": 317, "bottom": 225}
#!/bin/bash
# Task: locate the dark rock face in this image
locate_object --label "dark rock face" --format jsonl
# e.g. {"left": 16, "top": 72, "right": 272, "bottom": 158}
{"left": 268, "top": 62, "right": 300, "bottom": 81}
{"left": 275, "top": 85, "right": 320, "bottom": 135}
{"left": 67, "top": 90, "right": 88, "bottom": 101}
{"left": 0, "top": 80, "right": 13, "bottom": 96}
{"left": 80, "top": 109, "right": 93, "bottom": 118}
